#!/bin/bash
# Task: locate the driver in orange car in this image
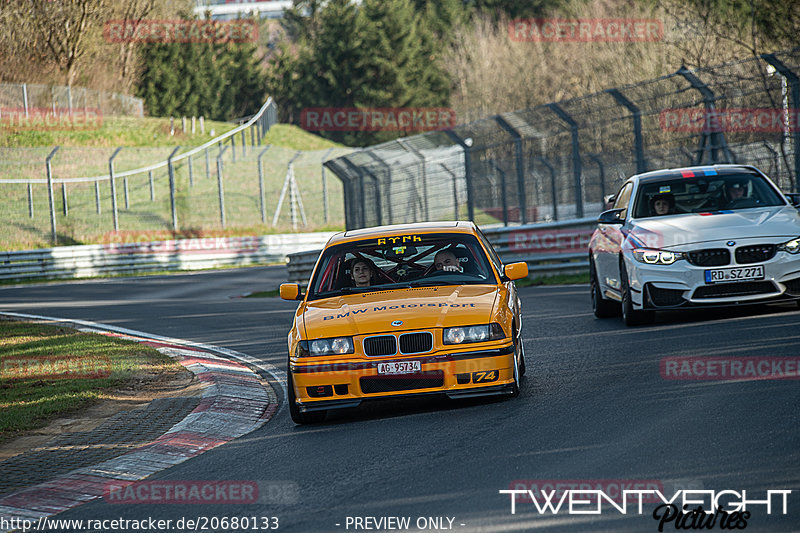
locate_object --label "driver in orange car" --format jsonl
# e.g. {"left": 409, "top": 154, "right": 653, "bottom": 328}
{"left": 433, "top": 249, "right": 463, "bottom": 272}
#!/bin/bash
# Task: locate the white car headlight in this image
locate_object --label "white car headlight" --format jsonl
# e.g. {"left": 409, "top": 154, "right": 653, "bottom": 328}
{"left": 297, "top": 337, "right": 354, "bottom": 357}
{"left": 778, "top": 236, "right": 800, "bottom": 254}
{"left": 632, "top": 248, "right": 685, "bottom": 265}
{"left": 443, "top": 323, "right": 505, "bottom": 345}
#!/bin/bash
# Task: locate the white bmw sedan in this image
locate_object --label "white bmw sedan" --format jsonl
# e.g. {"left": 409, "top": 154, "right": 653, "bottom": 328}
{"left": 589, "top": 165, "right": 800, "bottom": 325}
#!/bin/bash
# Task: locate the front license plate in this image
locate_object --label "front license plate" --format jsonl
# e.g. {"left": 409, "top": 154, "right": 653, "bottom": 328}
{"left": 377, "top": 361, "right": 421, "bottom": 375}
{"left": 704, "top": 265, "right": 765, "bottom": 284}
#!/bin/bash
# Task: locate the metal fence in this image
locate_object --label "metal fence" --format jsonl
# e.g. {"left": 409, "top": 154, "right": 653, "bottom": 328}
{"left": 0, "top": 83, "right": 144, "bottom": 117}
{"left": 325, "top": 48, "right": 800, "bottom": 230}
{"left": 0, "top": 98, "right": 353, "bottom": 249}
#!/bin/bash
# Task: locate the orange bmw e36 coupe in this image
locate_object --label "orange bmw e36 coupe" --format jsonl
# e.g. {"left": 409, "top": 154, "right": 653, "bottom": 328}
{"left": 280, "top": 221, "right": 529, "bottom": 424}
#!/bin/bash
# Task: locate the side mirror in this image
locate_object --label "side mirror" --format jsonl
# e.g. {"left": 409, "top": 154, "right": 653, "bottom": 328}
{"left": 504, "top": 262, "right": 529, "bottom": 281}
{"left": 786, "top": 193, "right": 800, "bottom": 207}
{"left": 280, "top": 283, "right": 302, "bottom": 300}
{"left": 597, "top": 208, "right": 625, "bottom": 225}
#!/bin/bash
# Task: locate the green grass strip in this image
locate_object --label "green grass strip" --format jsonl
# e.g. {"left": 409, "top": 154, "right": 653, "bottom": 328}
{"left": 0, "top": 320, "right": 184, "bottom": 440}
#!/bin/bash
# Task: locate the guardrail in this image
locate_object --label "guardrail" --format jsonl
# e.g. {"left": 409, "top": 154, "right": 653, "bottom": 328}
{"left": 0, "top": 219, "right": 597, "bottom": 284}
{"left": 483, "top": 218, "right": 595, "bottom": 275}
{"left": 0, "top": 232, "right": 335, "bottom": 282}
{"left": 285, "top": 220, "right": 596, "bottom": 287}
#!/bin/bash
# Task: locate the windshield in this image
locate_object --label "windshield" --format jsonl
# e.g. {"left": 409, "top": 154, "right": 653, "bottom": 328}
{"left": 632, "top": 172, "right": 786, "bottom": 219}
{"left": 307, "top": 233, "right": 498, "bottom": 300}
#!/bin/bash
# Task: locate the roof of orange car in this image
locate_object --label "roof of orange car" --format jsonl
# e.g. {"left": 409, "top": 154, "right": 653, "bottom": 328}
{"left": 327, "top": 221, "right": 476, "bottom": 245}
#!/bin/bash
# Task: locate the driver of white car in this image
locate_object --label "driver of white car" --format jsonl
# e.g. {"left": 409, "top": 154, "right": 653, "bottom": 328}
{"left": 720, "top": 179, "right": 747, "bottom": 208}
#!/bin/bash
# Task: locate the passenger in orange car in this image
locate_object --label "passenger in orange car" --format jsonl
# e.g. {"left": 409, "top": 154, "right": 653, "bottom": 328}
{"left": 434, "top": 249, "right": 463, "bottom": 272}
{"left": 350, "top": 259, "right": 374, "bottom": 287}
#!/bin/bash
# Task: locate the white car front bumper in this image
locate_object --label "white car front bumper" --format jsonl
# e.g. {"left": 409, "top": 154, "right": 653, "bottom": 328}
{"left": 623, "top": 238, "right": 800, "bottom": 309}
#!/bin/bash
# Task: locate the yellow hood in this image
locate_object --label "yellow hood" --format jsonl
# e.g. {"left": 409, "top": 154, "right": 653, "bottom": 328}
{"left": 301, "top": 286, "right": 500, "bottom": 338}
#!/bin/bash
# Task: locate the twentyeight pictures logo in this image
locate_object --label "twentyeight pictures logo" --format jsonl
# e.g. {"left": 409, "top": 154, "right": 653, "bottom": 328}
{"left": 509, "top": 18, "right": 663, "bottom": 42}
{"left": 300, "top": 108, "right": 456, "bottom": 132}
{"left": 500, "top": 486, "right": 791, "bottom": 531}
{"left": 104, "top": 20, "right": 257, "bottom": 43}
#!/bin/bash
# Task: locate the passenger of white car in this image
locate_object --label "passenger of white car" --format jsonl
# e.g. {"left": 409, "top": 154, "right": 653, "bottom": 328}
{"left": 649, "top": 193, "right": 675, "bottom": 216}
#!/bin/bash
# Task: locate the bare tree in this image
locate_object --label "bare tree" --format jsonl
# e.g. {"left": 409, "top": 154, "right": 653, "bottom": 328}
{"left": 109, "top": 0, "right": 192, "bottom": 91}
{"left": 3, "top": 0, "right": 112, "bottom": 87}
{"left": 656, "top": 0, "right": 800, "bottom": 67}
{"left": 445, "top": 0, "right": 674, "bottom": 121}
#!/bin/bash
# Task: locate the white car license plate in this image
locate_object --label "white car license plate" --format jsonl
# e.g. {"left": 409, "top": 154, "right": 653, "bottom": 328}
{"left": 377, "top": 361, "right": 421, "bottom": 375}
{"left": 704, "top": 265, "right": 765, "bottom": 284}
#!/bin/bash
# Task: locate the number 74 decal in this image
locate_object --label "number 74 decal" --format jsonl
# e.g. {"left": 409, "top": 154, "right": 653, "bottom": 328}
{"left": 472, "top": 370, "right": 498, "bottom": 383}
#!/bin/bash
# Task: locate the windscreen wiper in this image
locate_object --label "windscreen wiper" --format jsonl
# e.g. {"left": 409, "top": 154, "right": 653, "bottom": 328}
{"left": 407, "top": 279, "right": 462, "bottom": 287}
{"left": 338, "top": 286, "right": 378, "bottom": 294}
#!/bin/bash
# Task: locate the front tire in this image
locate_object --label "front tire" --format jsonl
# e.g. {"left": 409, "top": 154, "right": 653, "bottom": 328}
{"left": 509, "top": 334, "right": 522, "bottom": 397}
{"left": 620, "top": 264, "right": 655, "bottom": 326}
{"left": 288, "top": 368, "right": 326, "bottom": 424}
{"left": 591, "top": 261, "right": 620, "bottom": 318}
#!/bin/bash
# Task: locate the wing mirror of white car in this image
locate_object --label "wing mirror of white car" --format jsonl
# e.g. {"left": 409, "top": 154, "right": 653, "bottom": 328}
{"left": 786, "top": 193, "right": 800, "bottom": 208}
{"left": 597, "top": 208, "right": 625, "bottom": 225}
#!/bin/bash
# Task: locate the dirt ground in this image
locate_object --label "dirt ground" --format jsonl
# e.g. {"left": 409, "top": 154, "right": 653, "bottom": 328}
{"left": 0, "top": 365, "right": 202, "bottom": 462}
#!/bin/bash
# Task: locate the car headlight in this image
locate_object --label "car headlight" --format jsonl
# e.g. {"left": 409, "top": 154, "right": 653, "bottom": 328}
{"left": 443, "top": 323, "right": 505, "bottom": 345}
{"left": 297, "top": 337, "right": 354, "bottom": 357}
{"left": 632, "top": 248, "right": 685, "bottom": 265}
{"left": 778, "top": 236, "right": 800, "bottom": 254}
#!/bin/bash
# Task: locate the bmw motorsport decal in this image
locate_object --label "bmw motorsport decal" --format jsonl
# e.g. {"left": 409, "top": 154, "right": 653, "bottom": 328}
{"left": 322, "top": 302, "right": 478, "bottom": 320}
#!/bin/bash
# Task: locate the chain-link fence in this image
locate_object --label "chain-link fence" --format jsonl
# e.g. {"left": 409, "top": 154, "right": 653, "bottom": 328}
{"left": 0, "top": 99, "right": 353, "bottom": 250}
{"left": 325, "top": 49, "right": 800, "bottom": 230}
{"left": 0, "top": 83, "right": 144, "bottom": 117}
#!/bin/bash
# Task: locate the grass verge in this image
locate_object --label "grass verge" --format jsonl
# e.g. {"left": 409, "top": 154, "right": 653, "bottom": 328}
{"left": 261, "top": 124, "right": 342, "bottom": 151}
{"left": 0, "top": 115, "right": 238, "bottom": 148}
{"left": 0, "top": 320, "right": 183, "bottom": 441}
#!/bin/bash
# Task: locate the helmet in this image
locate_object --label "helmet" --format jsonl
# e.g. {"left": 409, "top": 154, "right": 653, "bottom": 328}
{"left": 726, "top": 178, "right": 747, "bottom": 190}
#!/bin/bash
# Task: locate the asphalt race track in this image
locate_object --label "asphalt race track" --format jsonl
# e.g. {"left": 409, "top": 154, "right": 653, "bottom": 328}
{"left": 1, "top": 266, "right": 799, "bottom": 532}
